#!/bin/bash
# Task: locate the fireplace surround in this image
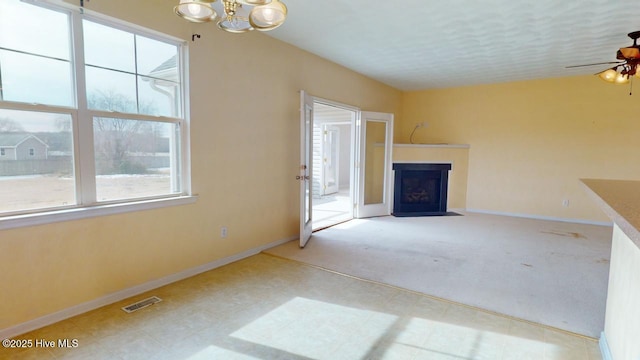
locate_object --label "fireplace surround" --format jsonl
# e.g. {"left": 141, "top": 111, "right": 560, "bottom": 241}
{"left": 392, "top": 163, "right": 452, "bottom": 216}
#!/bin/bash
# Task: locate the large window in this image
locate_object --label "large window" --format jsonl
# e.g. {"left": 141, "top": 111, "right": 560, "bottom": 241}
{"left": 0, "top": 0, "right": 189, "bottom": 220}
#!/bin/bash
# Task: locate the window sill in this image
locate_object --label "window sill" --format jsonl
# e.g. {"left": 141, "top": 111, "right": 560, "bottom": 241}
{"left": 0, "top": 195, "right": 198, "bottom": 231}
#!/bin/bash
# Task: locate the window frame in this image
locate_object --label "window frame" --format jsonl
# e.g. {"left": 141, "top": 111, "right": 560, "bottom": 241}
{"left": 0, "top": 0, "right": 195, "bottom": 230}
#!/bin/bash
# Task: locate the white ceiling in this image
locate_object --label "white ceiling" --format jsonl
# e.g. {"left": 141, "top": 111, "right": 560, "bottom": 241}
{"left": 265, "top": 0, "right": 640, "bottom": 91}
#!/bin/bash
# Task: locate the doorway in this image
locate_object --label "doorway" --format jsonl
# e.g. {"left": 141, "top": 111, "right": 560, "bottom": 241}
{"left": 311, "top": 102, "right": 355, "bottom": 230}
{"left": 299, "top": 91, "right": 394, "bottom": 246}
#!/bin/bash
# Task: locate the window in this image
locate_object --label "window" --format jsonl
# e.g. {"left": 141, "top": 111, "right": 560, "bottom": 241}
{"left": 0, "top": 1, "right": 73, "bottom": 107}
{"left": 0, "top": 0, "right": 191, "bottom": 221}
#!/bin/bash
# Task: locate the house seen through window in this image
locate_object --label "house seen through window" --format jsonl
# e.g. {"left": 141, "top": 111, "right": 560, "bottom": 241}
{"left": 0, "top": 0, "right": 188, "bottom": 216}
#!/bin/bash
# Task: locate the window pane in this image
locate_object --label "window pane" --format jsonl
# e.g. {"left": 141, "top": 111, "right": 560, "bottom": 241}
{"left": 0, "top": 109, "right": 75, "bottom": 214}
{"left": 83, "top": 20, "right": 135, "bottom": 73}
{"left": 82, "top": 22, "right": 183, "bottom": 118}
{"left": 86, "top": 66, "right": 137, "bottom": 113}
{"left": 136, "top": 36, "right": 179, "bottom": 77}
{"left": 0, "top": 50, "right": 73, "bottom": 107}
{"left": 93, "top": 117, "right": 181, "bottom": 201}
{"left": 138, "top": 76, "right": 180, "bottom": 117}
{"left": 0, "top": 0, "right": 70, "bottom": 60}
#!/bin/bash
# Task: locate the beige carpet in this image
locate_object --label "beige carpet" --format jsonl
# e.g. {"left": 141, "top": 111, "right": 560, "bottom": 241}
{"left": 265, "top": 212, "right": 613, "bottom": 338}
{"left": 5, "top": 254, "right": 601, "bottom": 359}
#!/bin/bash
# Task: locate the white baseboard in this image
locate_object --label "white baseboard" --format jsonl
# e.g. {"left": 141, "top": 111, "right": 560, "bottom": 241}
{"left": 599, "top": 331, "right": 613, "bottom": 360}
{"left": 0, "top": 235, "right": 296, "bottom": 340}
{"left": 465, "top": 208, "right": 613, "bottom": 227}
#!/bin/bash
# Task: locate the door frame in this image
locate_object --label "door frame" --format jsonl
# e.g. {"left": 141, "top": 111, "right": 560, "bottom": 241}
{"left": 299, "top": 91, "right": 314, "bottom": 247}
{"left": 300, "top": 92, "right": 394, "bottom": 245}
{"left": 312, "top": 97, "right": 360, "bottom": 224}
{"left": 321, "top": 124, "right": 340, "bottom": 196}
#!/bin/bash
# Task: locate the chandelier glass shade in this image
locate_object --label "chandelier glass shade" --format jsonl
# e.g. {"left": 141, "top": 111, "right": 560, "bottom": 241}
{"left": 174, "top": 0, "right": 287, "bottom": 33}
{"left": 174, "top": 0, "right": 217, "bottom": 23}
{"left": 249, "top": 1, "right": 287, "bottom": 31}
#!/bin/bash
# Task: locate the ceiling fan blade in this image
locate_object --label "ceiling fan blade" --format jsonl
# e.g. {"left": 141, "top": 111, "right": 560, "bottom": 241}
{"left": 565, "top": 61, "right": 624, "bottom": 68}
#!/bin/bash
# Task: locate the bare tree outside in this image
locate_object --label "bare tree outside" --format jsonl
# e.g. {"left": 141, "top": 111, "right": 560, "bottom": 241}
{"left": 88, "top": 90, "right": 166, "bottom": 175}
{"left": 0, "top": 117, "right": 24, "bottom": 132}
{"left": 55, "top": 115, "right": 72, "bottom": 132}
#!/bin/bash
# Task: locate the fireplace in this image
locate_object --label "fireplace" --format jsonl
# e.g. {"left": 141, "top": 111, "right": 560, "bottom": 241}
{"left": 392, "top": 163, "right": 452, "bottom": 216}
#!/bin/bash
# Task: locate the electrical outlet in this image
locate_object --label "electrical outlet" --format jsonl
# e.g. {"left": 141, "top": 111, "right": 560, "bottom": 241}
{"left": 562, "top": 199, "right": 570, "bottom": 207}
{"left": 221, "top": 226, "right": 228, "bottom": 238}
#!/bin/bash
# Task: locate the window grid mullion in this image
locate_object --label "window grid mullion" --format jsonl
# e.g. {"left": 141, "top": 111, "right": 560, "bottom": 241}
{"left": 133, "top": 35, "right": 140, "bottom": 115}
{"left": 71, "top": 10, "right": 97, "bottom": 205}
{"left": 85, "top": 110, "right": 182, "bottom": 124}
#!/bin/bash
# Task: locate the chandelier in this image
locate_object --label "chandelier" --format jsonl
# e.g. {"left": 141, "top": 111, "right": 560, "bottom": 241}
{"left": 174, "top": 0, "right": 287, "bottom": 33}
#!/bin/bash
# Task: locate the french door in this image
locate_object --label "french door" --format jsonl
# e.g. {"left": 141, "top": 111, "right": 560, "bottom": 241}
{"left": 356, "top": 111, "right": 394, "bottom": 218}
{"left": 299, "top": 92, "right": 393, "bottom": 247}
{"left": 299, "top": 91, "right": 314, "bottom": 247}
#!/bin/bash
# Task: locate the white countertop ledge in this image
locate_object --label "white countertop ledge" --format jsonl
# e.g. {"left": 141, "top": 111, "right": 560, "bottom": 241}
{"left": 581, "top": 179, "right": 640, "bottom": 249}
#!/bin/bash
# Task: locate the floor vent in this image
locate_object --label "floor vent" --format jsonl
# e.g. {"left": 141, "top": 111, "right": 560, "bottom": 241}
{"left": 121, "top": 296, "right": 162, "bottom": 313}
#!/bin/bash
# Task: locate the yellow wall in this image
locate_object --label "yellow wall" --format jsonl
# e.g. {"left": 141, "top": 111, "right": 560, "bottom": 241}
{"left": 401, "top": 76, "right": 640, "bottom": 222}
{"left": 0, "top": 0, "right": 402, "bottom": 330}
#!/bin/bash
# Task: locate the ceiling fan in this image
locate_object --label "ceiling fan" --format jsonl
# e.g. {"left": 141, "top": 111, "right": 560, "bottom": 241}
{"left": 567, "top": 31, "right": 640, "bottom": 87}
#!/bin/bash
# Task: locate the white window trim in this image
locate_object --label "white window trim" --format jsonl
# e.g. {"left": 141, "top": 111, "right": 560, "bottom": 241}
{"left": 0, "top": 0, "right": 195, "bottom": 228}
{"left": 0, "top": 195, "right": 198, "bottom": 231}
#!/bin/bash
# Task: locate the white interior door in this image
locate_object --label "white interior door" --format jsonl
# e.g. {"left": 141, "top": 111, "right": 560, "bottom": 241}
{"left": 356, "top": 111, "right": 394, "bottom": 218}
{"left": 299, "top": 90, "right": 314, "bottom": 247}
{"left": 322, "top": 125, "right": 340, "bottom": 195}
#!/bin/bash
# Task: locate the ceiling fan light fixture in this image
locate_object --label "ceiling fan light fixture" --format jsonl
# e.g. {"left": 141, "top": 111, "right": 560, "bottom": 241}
{"left": 175, "top": 0, "right": 217, "bottom": 23}
{"left": 614, "top": 72, "right": 630, "bottom": 85}
{"left": 249, "top": 0, "right": 287, "bottom": 31}
{"left": 598, "top": 68, "right": 618, "bottom": 83}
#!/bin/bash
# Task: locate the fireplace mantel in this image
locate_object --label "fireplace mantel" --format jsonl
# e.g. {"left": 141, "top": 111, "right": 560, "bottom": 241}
{"left": 392, "top": 144, "right": 469, "bottom": 211}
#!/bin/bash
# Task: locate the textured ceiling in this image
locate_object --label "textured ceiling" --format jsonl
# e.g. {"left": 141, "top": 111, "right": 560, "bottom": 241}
{"left": 265, "top": 0, "right": 640, "bottom": 91}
